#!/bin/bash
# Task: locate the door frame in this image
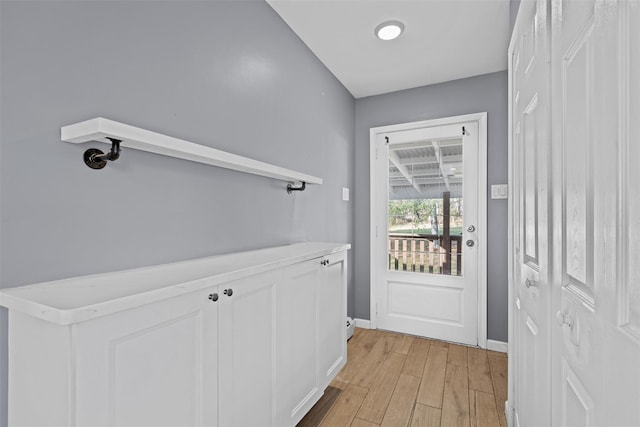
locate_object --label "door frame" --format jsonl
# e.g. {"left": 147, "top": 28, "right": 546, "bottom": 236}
{"left": 369, "top": 112, "right": 488, "bottom": 348}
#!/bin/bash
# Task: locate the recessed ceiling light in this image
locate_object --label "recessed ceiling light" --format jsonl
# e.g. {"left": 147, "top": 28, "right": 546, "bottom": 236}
{"left": 375, "top": 21, "right": 404, "bottom": 41}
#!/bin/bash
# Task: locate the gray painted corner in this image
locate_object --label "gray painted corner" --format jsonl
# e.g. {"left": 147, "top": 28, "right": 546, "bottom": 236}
{"left": 354, "top": 71, "right": 509, "bottom": 342}
{"left": 510, "top": 0, "right": 522, "bottom": 34}
{"left": 0, "top": 1, "right": 355, "bottom": 425}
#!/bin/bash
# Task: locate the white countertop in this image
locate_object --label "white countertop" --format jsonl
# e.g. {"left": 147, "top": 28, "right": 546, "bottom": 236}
{"left": 0, "top": 242, "right": 350, "bottom": 326}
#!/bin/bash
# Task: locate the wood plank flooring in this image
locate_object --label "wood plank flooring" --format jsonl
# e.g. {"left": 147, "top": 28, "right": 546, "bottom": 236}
{"left": 298, "top": 328, "right": 508, "bottom": 427}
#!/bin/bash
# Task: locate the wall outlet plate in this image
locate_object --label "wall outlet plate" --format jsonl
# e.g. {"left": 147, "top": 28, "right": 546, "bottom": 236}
{"left": 342, "top": 187, "right": 350, "bottom": 201}
{"left": 491, "top": 184, "right": 508, "bottom": 199}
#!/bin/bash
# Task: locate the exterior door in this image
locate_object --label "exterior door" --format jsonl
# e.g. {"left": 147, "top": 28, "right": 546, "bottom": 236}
{"left": 372, "top": 114, "right": 486, "bottom": 346}
{"left": 510, "top": 0, "right": 552, "bottom": 426}
{"left": 550, "top": 0, "right": 640, "bottom": 425}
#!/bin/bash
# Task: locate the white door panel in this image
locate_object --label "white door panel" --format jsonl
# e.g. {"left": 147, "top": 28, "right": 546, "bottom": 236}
{"left": 511, "top": 0, "right": 640, "bottom": 426}
{"left": 614, "top": 5, "right": 640, "bottom": 423}
{"left": 511, "top": 0, "right": 552, "bottom": 426}
{"left": 561, "top": 358, "right": 595, "bottom": 427}
{"left": 387, "top": 280, "right": 465, "bottom": 324}
{"left": 621, "top": 0, "right": 640, "bottom": 345}
{"left": 554, "top": 0, "right": 613, "bottom": 426}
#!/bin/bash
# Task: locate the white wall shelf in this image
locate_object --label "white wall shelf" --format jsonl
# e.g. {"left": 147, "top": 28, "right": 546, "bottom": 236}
{"left": 61, "top": 117, "right": 322, "bottom": 185}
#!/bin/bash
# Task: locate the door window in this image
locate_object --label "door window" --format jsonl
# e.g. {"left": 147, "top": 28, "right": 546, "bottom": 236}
{"left": 387, "top": 138, "right": 464, "bottom": 276}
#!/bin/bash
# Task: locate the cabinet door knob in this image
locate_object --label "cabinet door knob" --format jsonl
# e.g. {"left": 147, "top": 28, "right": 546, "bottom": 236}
{"left": 208, "top": 293, "right": 219, "bottom": 302}
{"left": 224, "top": 288, "right": 233, "bottom": 297}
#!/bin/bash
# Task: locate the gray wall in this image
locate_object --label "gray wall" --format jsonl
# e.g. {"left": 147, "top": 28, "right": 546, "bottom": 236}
{"left": 354, "top": 71, "right": 509, "bottom": 342}
{"left": 0, "top": 1, "right": 355, "bottom": 425}
{"left": 510, "top": 0, "right": 522, "bottom": 34}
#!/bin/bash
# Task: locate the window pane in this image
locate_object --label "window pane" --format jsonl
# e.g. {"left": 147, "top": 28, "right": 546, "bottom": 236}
{"left": 387, "top": 138, "right": 463, "bottom": 276}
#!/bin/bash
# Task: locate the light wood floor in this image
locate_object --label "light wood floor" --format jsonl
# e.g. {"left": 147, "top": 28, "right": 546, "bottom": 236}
{"left": 298, "top": 328, "right": 508, "bottom": 427}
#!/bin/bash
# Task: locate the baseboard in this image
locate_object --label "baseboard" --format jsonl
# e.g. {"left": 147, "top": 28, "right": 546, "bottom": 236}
{"left": 354, "top": 318, "right": 371, "bottom": 329}
{"left": 486, "top": 339, "right": 508, "bottom": 353}
{"left": 505, "top": 400, "right": 513, "bottom": 427}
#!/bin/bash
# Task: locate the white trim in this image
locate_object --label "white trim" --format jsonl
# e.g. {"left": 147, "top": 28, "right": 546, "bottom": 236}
{"left": 61, "top": 118, "right": 322, "bottom": 185}
{"left": 477, "top": 113, "right": 488, "bottom": 348}
{"left": 507, "top": 32, "right": 516, "bottom": 427}
{"left": 369, "top": 127, "right": 379, "bottom": 330}
{"left": 354, "top": 318, "right": 371, "bottom": 329}
{"left": 506, "top": 400, "right": 514, "bottom": 427}
{"left": 487, "top": 339, "right": 509, "bottom": 354}
{"left": 369, "top": 112, "right": 488, "bottom": 347}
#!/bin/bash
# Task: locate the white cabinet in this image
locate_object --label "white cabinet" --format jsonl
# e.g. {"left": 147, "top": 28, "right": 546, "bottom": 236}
{"left": 276, "top": 259, "right": 323, "bottom": 426}
{"left": 318, "top": 252, "right": 347, "bottom": 389}
{"left": 274, "top": 251, "right": 348, "bottom": 426}
{"left": 74, "top": 289, "right": 218, "bottom": 427}
{"left": 0, "top": 242, "right": 349, "bottom": 427}
{"left": 8, "top": 287, "right": 218, "bottom": 427}
{"left": 218, "top": 271, "right": 279, "bottom": 427}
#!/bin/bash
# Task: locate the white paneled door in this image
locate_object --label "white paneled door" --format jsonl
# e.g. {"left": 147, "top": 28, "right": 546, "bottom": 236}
{"left": 511, "top": 0, "right": 552, "bottom": 425}
{"left": 510, "top": 0, "right": 640, "bottom": 426}
{"left": 371, "top": 114, "right": 487, "bottom": 346}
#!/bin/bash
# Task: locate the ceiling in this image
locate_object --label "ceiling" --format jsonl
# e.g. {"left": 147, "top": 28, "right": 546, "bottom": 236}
{"left": 266, "top": 0, "right": 511, "bottom": 98}
{"left": 389, "top": 137, "right": 463, "bottom": 200}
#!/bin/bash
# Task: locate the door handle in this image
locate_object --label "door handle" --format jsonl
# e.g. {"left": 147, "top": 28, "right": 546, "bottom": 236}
{"left": 556, "top": 310, "right": 579, "bottom": 346}
{"left": 525, "top": 278, "right": 537, "bottom": 288}
{"left": 556, "top": 310, "right": 573, "bottom": 328}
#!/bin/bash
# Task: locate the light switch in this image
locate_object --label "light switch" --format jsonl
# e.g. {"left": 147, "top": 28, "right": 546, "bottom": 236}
{"left": 342, "top": 187, "right": 350, "bottom": 201}
{"left": 491, "top": 184, "right": 508, "bottom": 199}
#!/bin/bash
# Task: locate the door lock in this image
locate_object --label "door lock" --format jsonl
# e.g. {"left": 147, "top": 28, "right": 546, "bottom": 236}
{"left": 556, "top": 310, "right": 574, "bottom": 328}
{"left": 467, "top": 225, "right": 476, "bottom": 233}
{"left": 466, "top": 239, "right": 475, "bottom": 247}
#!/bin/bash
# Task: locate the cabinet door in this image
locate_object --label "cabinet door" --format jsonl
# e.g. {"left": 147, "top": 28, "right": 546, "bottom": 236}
{"left": 276, "top": 259, "right": 323, "bottom": 426}
{"left": 218, "top": 271, "right": 279, "bottom": 427}
{"left": 74, "top": 288, "right": 218, "bottom": 427}
{"left": 318, "top": 251, "right": 347, "bottom": 389}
